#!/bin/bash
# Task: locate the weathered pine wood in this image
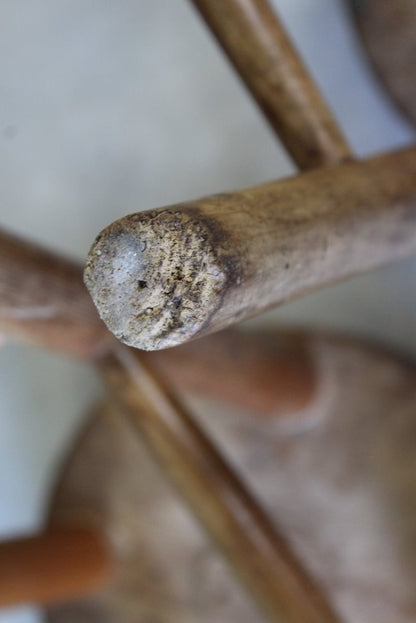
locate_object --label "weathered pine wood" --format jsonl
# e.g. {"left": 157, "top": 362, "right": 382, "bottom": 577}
{"left": 99, "top": 345, "right": 341, "bottom": 623}
{"left": 49, "top": 335, "right": 416, "bottom": 623}
{"left": 85, "top": 145, "right": 416, "bottom": 350}
{"left": 0, "top": 229, "right": 314, "bottom": 414}
{"left": 190, "top": 0, "right": 351, "bottom": 169}
{"left": 0, "top": 528, "right": 113, "bottom": 607}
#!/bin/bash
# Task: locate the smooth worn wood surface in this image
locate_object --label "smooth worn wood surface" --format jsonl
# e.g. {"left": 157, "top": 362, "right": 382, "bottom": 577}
{"left": 351, "top": 0, "right": 416, "bottom": 127}
{"left": 0, "top": 527, "right": 113, "bottom": 608}
{"left": 85, "top": 145, "right": 416, "bottom": 350}
{"left": 191, "top": 0, "right": 351, "bottom": 169}
{"left": 0, "top": 228, "right": 314, "bottom": 414}
{"left": 48, "top": 334, "right": 416, "bottom": 623}
{"left": 96, "top": 345, "right": 340, "bottom": 623}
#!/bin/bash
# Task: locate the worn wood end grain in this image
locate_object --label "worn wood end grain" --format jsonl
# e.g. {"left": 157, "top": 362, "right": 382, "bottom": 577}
{"left": 84, "top": 207, "right": 237, "bottom": 350}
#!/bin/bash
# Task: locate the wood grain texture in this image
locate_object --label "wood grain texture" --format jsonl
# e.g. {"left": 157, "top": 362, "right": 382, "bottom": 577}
{"left": 351, "top": 0, "right": 416, "bottom": 127}
{"left": 48, "top": 334, "right": 416, "bottom": 623}
{"left": 0, "top": 528, "right": 113, "bottom": 608}
{"left": 190, "top": 0, "right": 351, "bottom": 169}
{"left": 85, "top": 145, "right": 416, "bottom": 350}
{"left": 97, "top": 345, "right": 341, "bottom": 623}
{"left": 0, "top": 228, "right": 315, "bottom": 414}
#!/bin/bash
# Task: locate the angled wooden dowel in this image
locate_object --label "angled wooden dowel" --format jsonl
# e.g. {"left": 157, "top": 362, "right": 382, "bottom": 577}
{"left": 0, "top": 228, "right": 315, "bottom": 415}
{"left": 0, "top": 231, "right": 112, "bottom": 359}
{"left": 85, "top": 145, "right": 416, "bottom": 350}
{"left": 99, "top": 345, "right": 341, "bottom": 623}
{"left": 190, "top": 0, "right": 351, "bottom": 169}
{"left": 0, "top": 527, "right": 113, "bottom": 608}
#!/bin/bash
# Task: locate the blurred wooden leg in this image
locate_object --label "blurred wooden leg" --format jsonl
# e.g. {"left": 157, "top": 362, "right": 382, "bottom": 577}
{"left": 0, "top": 230, "right": 111, "bottom": 359}
{"left": 350, "top": 0, "right": 416, "bottom": 127}
{"left": 0, "top": 527, "right": 114, "bottom": 608}
{"left": 47, "top": 334, "right": 416, "bottom": 622}
{"left": 148, "top": 329, "right": 316, "bottom": 417}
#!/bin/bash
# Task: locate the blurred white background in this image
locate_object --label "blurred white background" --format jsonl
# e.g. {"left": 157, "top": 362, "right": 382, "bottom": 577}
{"left": 0, "top": 1, "right": 415, "bottom": 621}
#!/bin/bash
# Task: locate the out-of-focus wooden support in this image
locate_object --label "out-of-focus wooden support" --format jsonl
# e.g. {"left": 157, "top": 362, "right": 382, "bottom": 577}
{"left": 350, "top": 0, "right": 416, "bottom": 127}
{"left": 98, "top": 345, "right": 341, "bottom": 623}
{"left": 0, "top": 231, "right": 111, "bottom": 359}
{"left": 190, "top": 0, "right": 351, "bottom": 169}
{"left": 147, "top": 330, "right": 315, "bottom": 417}
{"left": 0, "top": 527, "right": 113, "bottom": 608}
{"left": 48, "top": 335, "right": 416, "bottom": 623}
{"left": 0, "top": 228, "right": 315, "bottom": 415}
{"left": 85, "top": 145, "right": 416, "bottom": 350}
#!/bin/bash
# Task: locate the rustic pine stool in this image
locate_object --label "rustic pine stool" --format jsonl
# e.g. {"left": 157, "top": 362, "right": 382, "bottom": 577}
{"left": 1, "top": 2, "right": 416, "bottom": 622}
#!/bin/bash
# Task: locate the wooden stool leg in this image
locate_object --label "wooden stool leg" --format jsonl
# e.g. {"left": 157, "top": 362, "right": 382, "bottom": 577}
{"left": 99, "top": 346, "right": 341, "bottom": 623}
{"left": 191, "top": 0, "right": 352, "bottom": 169}
{"left": 0, "top": 527, "right": 114, "bottom": 608}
